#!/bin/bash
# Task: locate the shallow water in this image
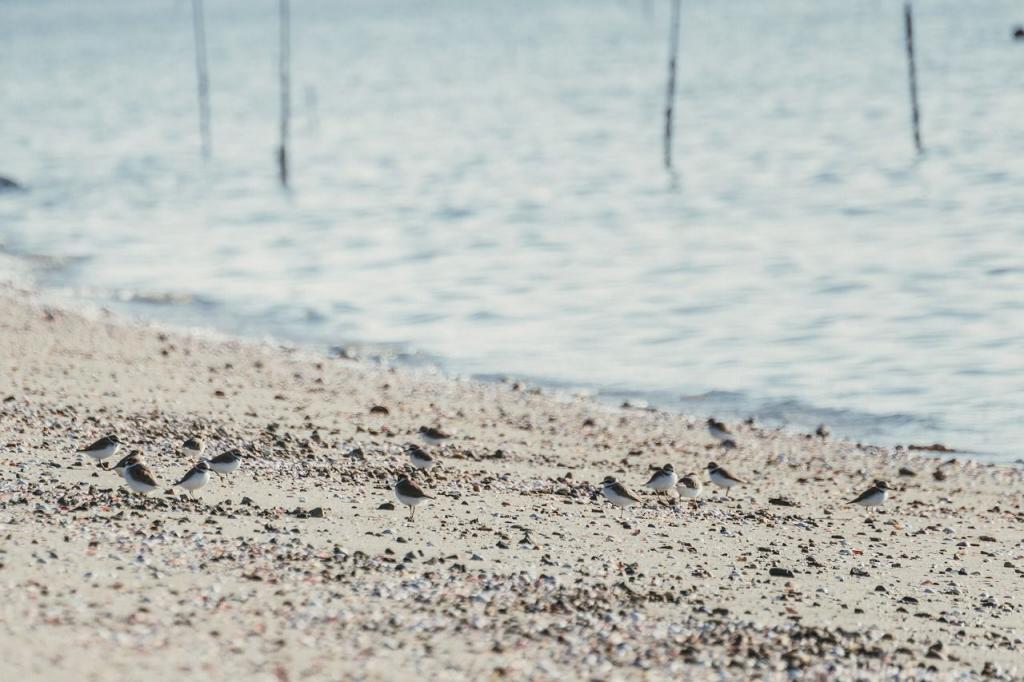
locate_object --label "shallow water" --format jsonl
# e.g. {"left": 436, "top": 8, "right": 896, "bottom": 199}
{"left": 2, "top": 0, "right": 1023, "bottom": 460}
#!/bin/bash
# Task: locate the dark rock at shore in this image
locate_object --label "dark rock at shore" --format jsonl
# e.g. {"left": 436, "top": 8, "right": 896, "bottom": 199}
{"left": 908, "top": 443, "right": 955, "bottom": 452}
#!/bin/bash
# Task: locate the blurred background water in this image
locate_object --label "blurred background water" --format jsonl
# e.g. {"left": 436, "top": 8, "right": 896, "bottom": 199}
{"left": 1, "top": 0, "right": 1023, "bottom": 460}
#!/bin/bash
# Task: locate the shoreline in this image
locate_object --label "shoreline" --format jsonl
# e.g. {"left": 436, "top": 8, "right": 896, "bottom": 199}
{"left": 1, "top": 256, "right": 1006, "bottom": 464}
{"left": 1, "top": 284, "right": 1022, "bottom": 680}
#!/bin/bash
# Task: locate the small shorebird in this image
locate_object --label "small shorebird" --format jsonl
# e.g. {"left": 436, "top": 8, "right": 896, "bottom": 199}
{"left": 182, "top": 436, "right": 206, "bottom": 459}
{"left": 77, "top": 435, "right": 122, "bottom": 467}
{"left": 174, "top": 460, "right": 210, "bottom": 498}
{"left": 707, "top": 461, "right": 746, "bottom": 497}
{"left": 206, "top": 448, "right": 242, "bottom": 475}
{"left": 113, "top": 451, "right": 144, "bottom": 479}
{"left": 644, "top": 464, "right": 678, "bottom": 494}
{"left": 418, "top": 426, "right": 451, "bottom": 447}
{"left": 393, "top": 474, "right": 433, "bottom": 520}
{"left": 405, "top": 444, "right": 435, "bottom": 471}
{"left": 849, "top": 480, "right": 892, "bottom": 509}
{"left": 123, "top": 462, "right": 159, "bottom": 495}
{"left": 676, "top": 473, "right": 703, "bottom": 500}
{"left": 599, "top": 476, "right": 642, "bottom": 516}
{"left": 706, "top": 418, "right": 735, "bottom": 445}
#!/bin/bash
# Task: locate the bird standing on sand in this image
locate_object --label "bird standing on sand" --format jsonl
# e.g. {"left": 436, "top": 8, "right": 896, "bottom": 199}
{"left": 113, "top": 451, "right": 144, "bottom": 479}
{"left": 418, "top": 426, "right": 451, "bottom": 447}
{"left": 405, "top": 444, "right": 435, "bottom": 472}
{"left": 706, "top": 418, "right": 736, "bottom": 447}
{"left": 174, "top": 460, "right": 211, "bottom": 498}
{"left": 206, "top": 448, "right": 243, "bottom": 475}
{"left": 849, "top": 480, "right": 892, "bottom": 509}
{"left": 676, "top": 473, "right": 703, "bottom": 500}
{"left": 123, "top": 462, "right": 160, "bottom": 494}
{"left": 707, "top": 461, "right": 746, "bottom": 497}
{"left": 77, "top": 435, "right": 122, "bottom": 467}
{"left": 393, "top": 474, "right": 433, "bottom": 520}
{"left": 182, "top": 437, "right": 206, "bottom": 459}
{"left": 644, "top": 464, "right": 678, "bottom": 494}
{"left": 599, "top": 476, "right": 642, "bottom": 516}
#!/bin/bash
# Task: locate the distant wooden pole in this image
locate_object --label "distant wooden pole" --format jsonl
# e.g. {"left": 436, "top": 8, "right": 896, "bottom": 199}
{"left": 191, "top": 0, "right": 212, "bottom": 160}
{"left": 663, "top": 0, "right": 682, "bottom": 170}
{"left": 903, "top": 1, "right": 923, "bottom": 154}
{"left": 277, "top": 0, "right": 291, "bottom": 187}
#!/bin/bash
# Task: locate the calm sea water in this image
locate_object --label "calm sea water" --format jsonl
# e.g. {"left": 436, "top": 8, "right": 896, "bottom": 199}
{"left": 2, "top": 0, "right": 1023, "bottom": 460}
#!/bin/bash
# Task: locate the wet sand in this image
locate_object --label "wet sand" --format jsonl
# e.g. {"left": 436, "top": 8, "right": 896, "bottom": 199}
{"left": 1, "top": 285, "right": 1022, "bottom": 680}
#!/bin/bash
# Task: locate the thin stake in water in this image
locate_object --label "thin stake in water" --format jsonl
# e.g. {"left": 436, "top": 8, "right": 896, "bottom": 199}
{"left": 278, "top": 0, "right": 291, "bottom": 187}
{"left": 191, "top": 0, "right": 212, "bottom": 160}
{"left": 904, "top": 1, "right": 923, "bottom": 154}
{"left": 663, "top": 0, "right": 682, "bottom": 170}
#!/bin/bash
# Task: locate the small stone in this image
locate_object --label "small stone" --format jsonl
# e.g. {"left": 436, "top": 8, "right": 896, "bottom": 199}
{"left": 309, "top": 507, "right": 325, "bottom": 518}
{"left": 769, "top": 567, "right": 795, "bottom": 578}
{"left": 378, "top": 502, "right": 395, "bottom": 511}
{"left": 982, "top": 662, "right": 1001, "bottom": 676}
{"left": 369, "top": 405, "right": 389, "bottom": 415}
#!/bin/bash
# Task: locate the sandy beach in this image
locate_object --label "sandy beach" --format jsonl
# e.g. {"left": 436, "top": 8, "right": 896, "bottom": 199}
{"left": 0, "top": 284, "right": 1021, "bottom": 680}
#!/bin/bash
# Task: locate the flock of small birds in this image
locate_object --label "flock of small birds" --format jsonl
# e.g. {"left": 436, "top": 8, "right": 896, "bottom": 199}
{"left": 76, "top": 434, "right": 243, "bottom": 499}
{"left": 594, "top": 418, "right": 894, "bottom": 515}
{"left": 75, "top": 417, "right": 894, "bottom": 520}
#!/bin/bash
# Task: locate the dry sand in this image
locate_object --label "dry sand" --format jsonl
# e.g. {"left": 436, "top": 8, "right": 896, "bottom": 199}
{"left": 0, "top": 285, "right": 1022, "bottom": 680}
